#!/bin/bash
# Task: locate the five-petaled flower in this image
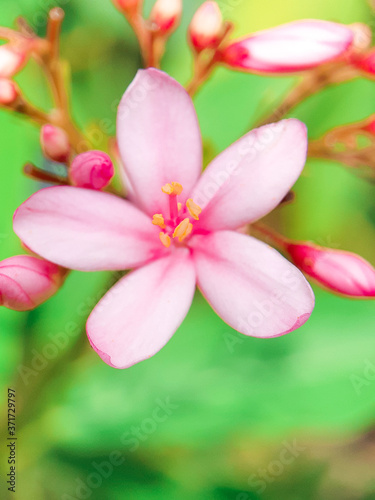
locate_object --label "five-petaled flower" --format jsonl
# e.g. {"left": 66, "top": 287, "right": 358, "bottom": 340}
{"left": 13, "top": 69, "right": 315, "bottom": 369}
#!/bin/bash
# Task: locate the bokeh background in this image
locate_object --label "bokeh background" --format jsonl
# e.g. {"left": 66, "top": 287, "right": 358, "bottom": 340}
{"left": 1, "top": 0, "right": 375, "bottom": 499}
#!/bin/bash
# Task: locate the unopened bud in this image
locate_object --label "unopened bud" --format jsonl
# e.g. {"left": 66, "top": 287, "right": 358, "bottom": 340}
{"left": 41, "top": 124, "right": 70, "bottom": 163}
{"left": 0, "top": 78, "right": 19, "bottom": 105}
{"left": 150, "top": 0, "right": 182, "bottom": 34}
{"left": 353, "top": 49, "right": 375, "bottom": 75}
{"left": 0, "top": 44, "right": 27, "bottom": 78}
{"left": 0, "top": 255, "right": 65, "bottom": 311}
{"left": 189, "top": 1, "right": 223, "bottom": 52}
{"left": 286, "top": 242, "right": 375, "bottom": 297}
{"left": 112, "top": 0, "right": 142, "bottom": 14}
{"left": 362, "top": 116, "right": 375, "bottom": 135}
{"left": 221, "top": 20, "right": 354, "bottom": 74}
{"left": 69, "top": 150, "right": 114, "bottom": 190}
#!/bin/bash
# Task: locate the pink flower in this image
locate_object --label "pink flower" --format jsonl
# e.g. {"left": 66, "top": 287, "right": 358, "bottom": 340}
{"left": 286, "top": 242, "right": 375, "bottom": 297}
{"left": 41, "top": 125, "right": 70, "bottom": 163}
{"left": 0, "top": 255, "right": 65, "bottom": 311}
{"left": 13, "top": 69, "right": 314, "bottom": 369}
{"left": 69, "top": 151, "right": 114, "bottom": 190}
{"left": 221, "top": 20, "right": 354, "bottom": 73}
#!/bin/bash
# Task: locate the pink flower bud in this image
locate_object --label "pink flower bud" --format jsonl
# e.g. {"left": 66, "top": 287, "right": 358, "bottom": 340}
{"left": 69, "top": 150, "right": 114, "bottom": 190}
{"left": 189, "top": 1, "right": 223, "bottom": 52}
{"left": 112, "top": 0, "right": 142, "bottom": 14}
{"left": 0, "top": 78, "right": 19, "bottom": 105}
{"left": 0, "top": 44, "right": 27, "bottom": 78}
{"left": 150, "top": 0, "right": 182, "bottom": 34}
{"left": 221, "top": 20, "right": 354, "bottom": 74}
{"left": 0, "top": 255, "right": 65, "bottom": 311}
{"left": 41, "top": 125, "right": 70, "bottom": 163}
{"left": 286, "top": 242, "right": 375, "bottom": 297}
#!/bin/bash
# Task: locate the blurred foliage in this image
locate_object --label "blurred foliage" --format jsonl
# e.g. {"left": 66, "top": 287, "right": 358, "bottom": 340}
{"left": 1, "top": 0, "right": 375, "bottom": 499}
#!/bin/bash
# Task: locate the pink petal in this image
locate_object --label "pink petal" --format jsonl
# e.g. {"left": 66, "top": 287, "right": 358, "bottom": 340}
{"left": 287, "top": 242, "right": 375, "bottom": 297}
{"left": 87, "top": 250, "right": 196, "bottom": 369}
{"left": 190, "top": 231, "right": 314, "bottom": 338}
{"left": 0, "top": 255, "right": 64, "bottom": 311}
{"left": 221, "top": 20, "right": 354, "bottom": 73}
{"left": 13, "top": 186, "right": 163, "bottom": 272}
{"left": 192, "top": 119, "right": 307, "bottom": 231}
{"left": 117, "top": 68, "right": 202, "bottom": 216}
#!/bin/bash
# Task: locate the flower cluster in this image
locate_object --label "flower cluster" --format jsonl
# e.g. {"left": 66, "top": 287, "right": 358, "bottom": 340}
{"left": 1, "top": 2, "right": 375, "bottom": 369}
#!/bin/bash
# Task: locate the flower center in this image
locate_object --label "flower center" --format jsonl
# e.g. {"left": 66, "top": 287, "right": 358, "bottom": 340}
{"left": 152, "top": 182, "right": 202, "bottom": 248}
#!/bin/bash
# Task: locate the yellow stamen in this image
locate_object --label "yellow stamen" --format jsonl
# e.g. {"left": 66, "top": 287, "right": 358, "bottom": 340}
{"left": 161, "top": 182, "right": 183, "bottom": 196}
{"left": 173, "top": 218, "right": 193, "bottom": 242}
{"left": 159, "top": 232, "right": 171, "bottom": 248}
{"left": 186, "top": 199, "right": 202, "bottom": 220}
{"left": 177, "top": 202, "right": 182, "bottom": 212}
{"left": 152, "top": 214, "right": 166, "bottom": 228}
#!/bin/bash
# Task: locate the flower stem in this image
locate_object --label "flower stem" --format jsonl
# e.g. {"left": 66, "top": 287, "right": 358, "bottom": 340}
{"left": 23, "top": 163, "right": 68, "bottom": 185}
{"left": 254, "top": 62, "right": 359, "bottom": 128}
{"left": 250, "top": 222, "right": 289, "bottom": 250}
{"left": 186, "top": 22, "right": 234, "bottom": 98}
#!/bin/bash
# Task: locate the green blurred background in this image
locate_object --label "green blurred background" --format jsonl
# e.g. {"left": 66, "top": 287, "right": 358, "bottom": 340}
{"left": 1, "top": 0, "right": 375, "bottom": 499}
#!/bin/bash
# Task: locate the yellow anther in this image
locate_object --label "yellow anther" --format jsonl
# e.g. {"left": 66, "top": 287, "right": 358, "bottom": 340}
{"left": 173, "top": 218, "right": 193, "bottom": 242}
{"left": 171, "top": 182, "right": 183, "bottom": 195}
{"left": 161, "top": 183, "right": 173, "bottom": 195}
{"left": 161, "top": 182, "right": 183, "bottom": 196}
{"left": 152, "top": 214, "right": 166, "bottom": 229}
{"left": 177, "top": 202, "right": 182, "bottom": 212}
{"left": 186, "top": 199, "right": 202, "bottom": 221}
{"left": 159, "top": 232, "right": 171, "bottom": 248}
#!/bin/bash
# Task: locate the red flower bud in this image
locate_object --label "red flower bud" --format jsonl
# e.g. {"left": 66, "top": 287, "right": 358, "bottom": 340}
{"left": 150, "top": 0, "right": 182, "bottom": 34}
{"left": 189, "top": 1, "right": 223, "bottom": 52}
{"left": 112, "top": 0, "right": 142, "bottom": 14}
{"left": 362, "top": 116, "right": 375, "bottom": 135}
{"left": 353, "top": 49, "right": 375, "bottom": 75}
{"left": 41, "top": 125, "right": 70, "bottom": 163}
{"left": 69, "top": 150, "right": 114, "bottom": 190}
{"left": 286, "top": 242, "right": 375, "bottom": 297}
{"left": 0, "top": 256, "right": 65, "bottom": 311}
{"left": 221, "top": 20, "right": 354, "bottom": 74}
